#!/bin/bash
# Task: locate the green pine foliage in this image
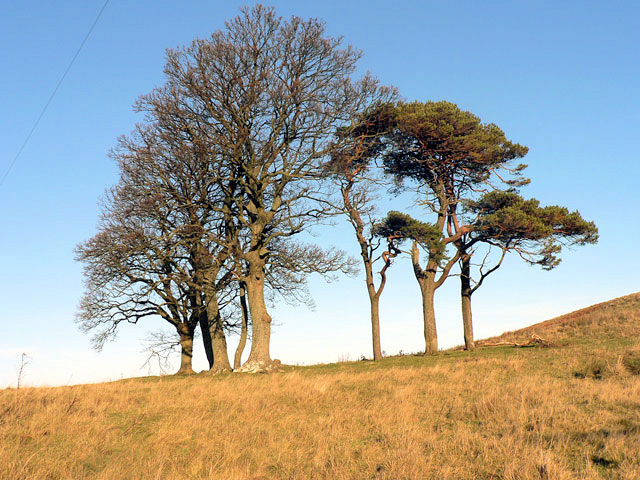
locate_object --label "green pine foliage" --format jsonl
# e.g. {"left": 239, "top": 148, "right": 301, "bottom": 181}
{"left": 384, "top": 101, "right": 530, "bottom": 189}
{"left": 373, "top": 211, "right": 446, "bottom": 261}
{"left": 465, "top": 191, "right": 598, "bottom": 269}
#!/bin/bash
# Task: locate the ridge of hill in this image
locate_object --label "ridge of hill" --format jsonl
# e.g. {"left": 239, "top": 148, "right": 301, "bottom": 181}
{"left": 478, "top": 292, "right": 640, "bottom": 346}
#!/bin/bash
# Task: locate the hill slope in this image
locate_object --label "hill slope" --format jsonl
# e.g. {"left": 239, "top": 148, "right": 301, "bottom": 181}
{"left": 479, "top": 292, "right": 640, "bottom": 346}
{"left": 1, "top": 294, "right": 639, "bottom": 479}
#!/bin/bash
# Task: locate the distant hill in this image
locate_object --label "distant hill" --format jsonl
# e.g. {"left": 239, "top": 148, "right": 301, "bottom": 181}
{"left": 478, "top": 292, "right": 640, "bottom": 345}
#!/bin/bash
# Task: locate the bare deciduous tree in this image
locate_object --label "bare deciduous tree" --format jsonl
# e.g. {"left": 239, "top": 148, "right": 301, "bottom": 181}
{"left": 16, "top": 352, "right": 31, "bottom": 390}
{"left": 152, "top": 6, "right": 384, "bottom": 371}
{"left": 75, "top": 184, "right": 206, "bottom": 374}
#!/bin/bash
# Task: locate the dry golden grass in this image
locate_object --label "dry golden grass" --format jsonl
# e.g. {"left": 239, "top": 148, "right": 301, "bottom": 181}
{"left": 480, "top": 292, "right": 640, "bottom": 346}
{"left": 2, "top": 293, "right": 640, "bottom": 479}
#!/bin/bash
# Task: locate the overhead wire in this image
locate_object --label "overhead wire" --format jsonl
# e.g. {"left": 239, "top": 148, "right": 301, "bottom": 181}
{"left": 0, "top": 0, "right": 110, "bottom": 187}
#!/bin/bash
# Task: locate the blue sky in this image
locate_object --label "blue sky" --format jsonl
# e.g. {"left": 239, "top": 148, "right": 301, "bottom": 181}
{"left": 1, "top": 1, "right": 638, "bottom": 387}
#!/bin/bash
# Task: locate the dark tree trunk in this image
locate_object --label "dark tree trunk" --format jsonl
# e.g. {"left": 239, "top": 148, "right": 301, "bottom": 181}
{"left": 207, "top": 295, "right": 232, "bottom": 373}
{"left": 234, "top": 282, "right": 249, "bottom": 369}
{"left": 240, "top": 265, "right": 275, "bottom": 372}
{"left": 199, "top": 310, "right": 214, "bottom": 368}
{"left": 177, "top": 323, "right": 195, "bottom": 375}
{"left": 460, "top": 254, "right": 475, "bottom": 351}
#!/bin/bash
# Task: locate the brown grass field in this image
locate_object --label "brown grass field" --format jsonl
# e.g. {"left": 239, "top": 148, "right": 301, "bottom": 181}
{"left": 2, "top": 293, "right": 639, "bottom": 479}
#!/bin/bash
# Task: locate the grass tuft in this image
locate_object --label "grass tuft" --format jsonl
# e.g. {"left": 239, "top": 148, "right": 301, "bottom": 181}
{"left": 622, "top": 348, "right": 640, "bottom": 375}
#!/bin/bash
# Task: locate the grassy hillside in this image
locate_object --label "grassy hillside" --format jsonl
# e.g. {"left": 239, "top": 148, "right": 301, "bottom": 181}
{"left": 2, "top": 294, "right": 639, "bottom": 479}
{"left": 479, "top": 292, "right": 640, "bottom": 347}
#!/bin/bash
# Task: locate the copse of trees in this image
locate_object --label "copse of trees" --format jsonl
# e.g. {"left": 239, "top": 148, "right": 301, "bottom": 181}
{"left": 78, "top": 5, "right": 371, "bottom": 373}
{"left": 159, "top": 6, "right": 386, "bottom": 372}
{"left": 76, "top": 5, "right": 598, "bottom": 373}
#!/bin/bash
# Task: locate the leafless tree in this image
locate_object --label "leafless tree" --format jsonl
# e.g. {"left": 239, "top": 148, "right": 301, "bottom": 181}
{"left": 75, "top": 183, "right": 208, "bottom": 374}
{"left": 146, "top": 5, "right": 384, "bottom": 371}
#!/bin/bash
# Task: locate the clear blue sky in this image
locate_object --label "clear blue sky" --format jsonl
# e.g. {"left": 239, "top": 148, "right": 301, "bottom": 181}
{"left": 1, "top": 1, "right": 638, "bottom": 387}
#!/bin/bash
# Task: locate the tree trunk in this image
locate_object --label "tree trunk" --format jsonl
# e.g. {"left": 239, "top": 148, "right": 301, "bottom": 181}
{"left": 419, "top": 280, "right": 438, "bottom": 354}
{"left": 362, "top": 257, "right": 383, "bottom": 361}
{"left": 234, "top": 282, "right": 249, "bottom": 369}
{"left": 176, "top": 324, "right": 195, "bottom": 375}
{"left": 199, "top": 309, "right": 214, "bottom": 368}
{"left": 412, "top": 241, "right": 438, "bottom": 354}
{"left": 207, "top": 295, "right": 232, "bottom": 373}
{"left": 370, "top": 294, "right": 382, "bottom": 361}
{"left": 240, "top": 267, "right": 275, "bottom": 372}
{"left": 460, "top": 254, "right": 475, "bottom": 351}
{"left": 343, "top": 183, "right": 386, "bottom": 362}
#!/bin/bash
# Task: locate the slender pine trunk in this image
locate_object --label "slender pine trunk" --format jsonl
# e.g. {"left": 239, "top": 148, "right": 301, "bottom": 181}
{"left": 234, "top": 283, "right": 249, "bottom": 369}
{"left": 176, "top": 324, "right": 195, "bottom": 375}
{"left": 460, "top": 254, "right": 475, "bottom": 350}
{"left": 370, "top": 294, "right": 382, "bottom": 361}
{"left": 412, "top": 241, "right": 438, "bottom": 354}
{"left": 342, "top": 183, "right": 384, "bottom": 362}
{"left": 419, "top": 279, "right": 438, "bottom": 354}
{"left": 362, "top": 257, "right": 383, "bottom": 361}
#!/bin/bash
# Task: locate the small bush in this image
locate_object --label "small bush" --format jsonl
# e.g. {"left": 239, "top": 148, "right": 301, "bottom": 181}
{"left": 622, "top": 350, "right": 640, "bottom": 375}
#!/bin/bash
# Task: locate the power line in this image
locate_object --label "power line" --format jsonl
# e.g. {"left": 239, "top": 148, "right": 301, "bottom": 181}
{"left": 0, "top": 0, "right": 110, "bottom": 187}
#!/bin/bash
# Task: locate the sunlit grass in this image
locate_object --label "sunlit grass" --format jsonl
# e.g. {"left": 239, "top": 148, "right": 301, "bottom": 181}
{"left": 2, "top": 293, "right": 639, "bottom": 479}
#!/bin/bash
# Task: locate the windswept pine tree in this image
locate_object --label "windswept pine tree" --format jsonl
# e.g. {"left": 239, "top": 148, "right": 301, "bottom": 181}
{"left": 383, "top": 101, "right": 529, "bottom": 353}
{"left": 456, "top": 191, "right": 598, "bottom": 349}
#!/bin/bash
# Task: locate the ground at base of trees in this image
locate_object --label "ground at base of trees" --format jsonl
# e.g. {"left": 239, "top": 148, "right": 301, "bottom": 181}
{"left": 2, "top": 293, "right": 639, "bottom": 480}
